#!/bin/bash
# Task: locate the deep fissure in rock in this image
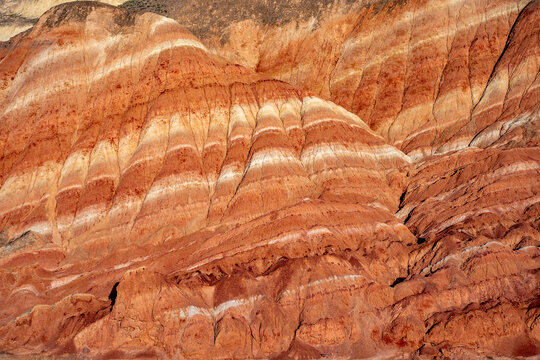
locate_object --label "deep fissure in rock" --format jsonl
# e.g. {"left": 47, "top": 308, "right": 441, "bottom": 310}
{"left": 108, "top": 282, "right": 119, "bottom": 310}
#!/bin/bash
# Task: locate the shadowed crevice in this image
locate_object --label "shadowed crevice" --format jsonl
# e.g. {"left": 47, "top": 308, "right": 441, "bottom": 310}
{"left": 108, "top": 282, "right": 120, "bottom": 311}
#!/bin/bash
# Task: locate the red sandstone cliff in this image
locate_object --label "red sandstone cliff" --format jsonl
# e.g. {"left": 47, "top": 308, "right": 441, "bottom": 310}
{"left": 0, "top": 1, "right": 538, "bottom": 359}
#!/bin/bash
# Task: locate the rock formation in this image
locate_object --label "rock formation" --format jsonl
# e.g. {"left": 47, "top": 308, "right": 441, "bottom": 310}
{"left": 0, "top": 0, "right": 538, "bottom": 359}
{"left": 201, "top": 0, "right": 539, "bottom": 159}
{"left": 0, "top": 0, "right": 124, "bottom": 41}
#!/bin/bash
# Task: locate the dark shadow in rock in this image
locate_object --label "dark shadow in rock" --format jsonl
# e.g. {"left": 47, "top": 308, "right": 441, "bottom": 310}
{"left": 108, "top": 282, "right": 120, "bottom": 311}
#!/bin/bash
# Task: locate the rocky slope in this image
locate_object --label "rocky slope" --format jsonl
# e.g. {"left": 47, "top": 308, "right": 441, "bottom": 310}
{"left": 0, "top": 1, "right": 538, "bottom": 359}
{"left": 0, "top": 0, "right": 124, "bottom": 41}
{"left": 199, "top": 0, "right": 539, "bottom": 159}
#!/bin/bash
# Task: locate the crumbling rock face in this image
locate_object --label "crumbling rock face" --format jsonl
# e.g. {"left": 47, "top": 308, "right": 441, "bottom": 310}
{"left": 0, "top": 0, "right": 538, "bottom": 359}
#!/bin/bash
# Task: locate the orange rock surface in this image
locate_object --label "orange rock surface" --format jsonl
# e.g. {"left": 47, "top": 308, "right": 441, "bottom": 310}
{"left": 207, "top": 0, "right": 539, "bottom": 159}
{"left": 0, "top": 1, "right": 538, "bottom": 359}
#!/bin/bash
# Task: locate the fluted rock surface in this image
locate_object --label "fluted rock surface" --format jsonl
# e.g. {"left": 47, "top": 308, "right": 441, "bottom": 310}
{"left": 198, "top": 0, "right": 540, "bottom": 159}
{"left": 0, "top": 1, "right": 538, "bottom": 359}
{"left": 3, "top": 0, "right": 538, "bottom": 158}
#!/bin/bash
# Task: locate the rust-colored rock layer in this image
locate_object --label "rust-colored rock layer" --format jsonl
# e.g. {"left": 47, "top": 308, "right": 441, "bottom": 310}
{"left": 0, "top": 1, "right": 538, "bottom": 359}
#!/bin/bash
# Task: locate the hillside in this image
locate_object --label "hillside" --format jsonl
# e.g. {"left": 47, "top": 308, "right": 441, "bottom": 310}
{"left": 0, "top": 1, "right": 538, "bottom": 358}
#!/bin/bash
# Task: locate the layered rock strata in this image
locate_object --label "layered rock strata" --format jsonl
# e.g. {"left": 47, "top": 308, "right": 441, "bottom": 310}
{"left": 213, "top": 0, "right": 539, "bottom": 159}
{"left": 2, "top": 0, "right": 538, "bottom": 158}
{"left": 0, "top": 1, "right": 538, "bottom": 359}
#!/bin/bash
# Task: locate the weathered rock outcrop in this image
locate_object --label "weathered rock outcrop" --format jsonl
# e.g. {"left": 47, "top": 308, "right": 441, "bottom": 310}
{"left": 205, "top": 0, "right": 539, "bottom": 159}
{"left": 0, "top": 0, "right": 124, "bottom": 40}
{"left": 0, "top": 0, "right": 538, "bottom": 359}
{"left": 2, "top": 0, "right": 538, "bottom": 158}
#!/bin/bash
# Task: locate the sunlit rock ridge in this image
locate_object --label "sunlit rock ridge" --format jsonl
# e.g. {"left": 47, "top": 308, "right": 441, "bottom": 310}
{"left": 0, "top": 1, "right": 538, "bottom": 359}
